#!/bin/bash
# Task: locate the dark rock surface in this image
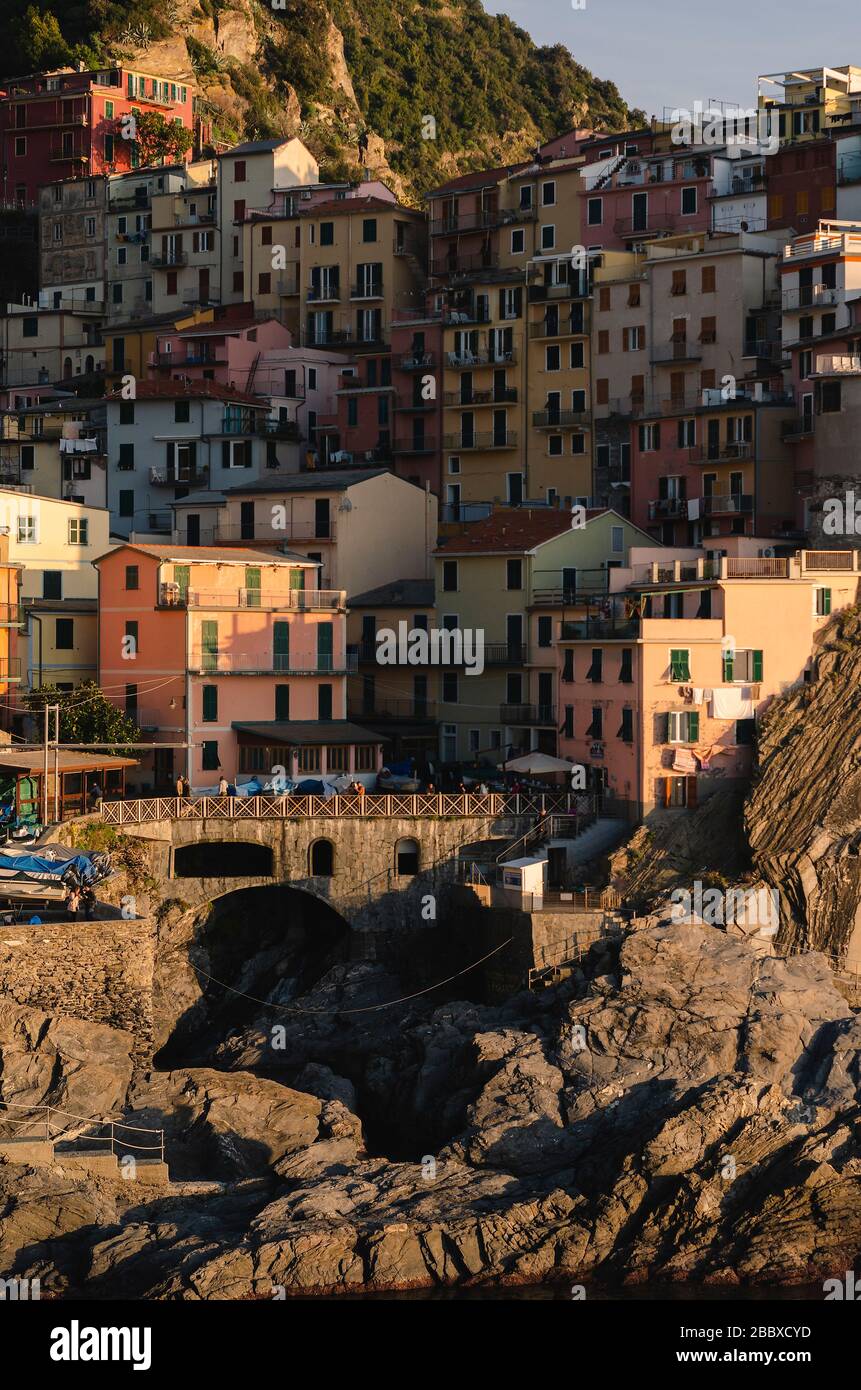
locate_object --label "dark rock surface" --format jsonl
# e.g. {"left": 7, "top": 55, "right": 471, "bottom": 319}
{"left": 3, "top": 918, "right": 861, "bottom": 1296}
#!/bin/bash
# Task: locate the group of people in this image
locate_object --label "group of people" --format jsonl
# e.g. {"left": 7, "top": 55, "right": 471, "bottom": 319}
{"left": 174, "top": 775, "right": 193, "bottom": 798}
{"left": 64, "top": 884, "right": 97, "bottom": 920}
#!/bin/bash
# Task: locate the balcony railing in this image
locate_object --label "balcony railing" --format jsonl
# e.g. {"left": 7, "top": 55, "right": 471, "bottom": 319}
{"left": 528, "top": 313, "right": 587, "bottom": 337}
{"left": 444, "top": 388, "right": 518, "bottom": 407}
{"left": 430, "top": 252, "right": 500, "bottom": 277}
{"left": 742, "top": 339, "right": 784, "bottom": 361}
{"left": 650, "top": 342, "right": 703, "bottom": 363}
{"left": 812, "top": 354, "right": 861, "bottom": 375}
{"left": 500, "top": 703, "right": 556, "bottom": 726}
{"left": 393, "top": 437, "right": 437, "bottom": 454}
{"left": 149, "top": 467, "right": 208, "bottom": 487}
{"left": 307, "top": 284, "right": 341, "bottom": 302}
{"left": 445, "top": 348, "right": 518, "bottom": 368}
{"left": 256, "top": 418, "right": 302, "bottom": 440}
{"left": 399, "top": 351, "right": 435, "bottom": 371}
{"left": 527, "top": 280, "right": 587, "bottom": 302}
{"left": 150, "top": 252, "right": 188, "bottom": 268}
{"left": 561, "top": 618, "right": 640, "bottom": 640}
{"left": 781, "top": 416, "right": 813, "bottom": 440}
{"left": 687, "top": 441, "right": 753, "bottom": 463}
{"left": 782, "top": 285, "right": 839, "bottom": 310}
{"left": 188, "top": 652, "right": 358, "bottom": 675}
{"left": 441, "top": 431, "right": 518, "bottom": 450}
{"left": 532, "top": 409, "right": 590, "bottom": 428}
{"left": 0, "top": 657, "right": 22, "bottom": 681}
{"left": 185, "top": 588, "right": 345, "bottom": 611}
{"left": 350, "top": 281, "right": 383, "bottom": 300}
{"left": 700, "top": 493, "right": 753, "bottom": 515}
{"left": 614, "top": 214, "right": 678, "bottom": 235}
{"left": 648, "top": 498, "right": 688, "bottom": 520}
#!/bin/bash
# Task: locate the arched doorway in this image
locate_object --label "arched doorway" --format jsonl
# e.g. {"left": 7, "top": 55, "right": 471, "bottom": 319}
{"left": 395, "top": 837, "right": 420, "bottom": 876}
{"left": 310, "top": 839, "right": 334, "bottom": 876}
{"left": 85, "top": 354, "right": 94, "bottom": 374}
{"left": 63, "top": 356, "right": 73, "bottom": 379}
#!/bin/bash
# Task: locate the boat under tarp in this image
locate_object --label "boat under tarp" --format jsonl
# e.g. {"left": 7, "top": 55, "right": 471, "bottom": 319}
{"left": 0, "top": 844, "right": 112, "bottom": 890}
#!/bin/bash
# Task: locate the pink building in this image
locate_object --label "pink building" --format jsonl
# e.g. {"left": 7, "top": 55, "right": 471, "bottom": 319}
{"left": 556, "top": 543, "right": 861, "bottom": 819}
{"left": 95, "top": 542, "right": 383, "bottom": 792}
{"left": 579, "top": 145, "right": 712, "bottom": 253}
{"left": 148, "top": 310, "right": 292, "bottom": 392}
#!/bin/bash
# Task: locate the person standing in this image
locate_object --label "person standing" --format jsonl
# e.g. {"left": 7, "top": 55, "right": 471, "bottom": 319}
{"left": 175, "top": 774, "right": 184, "bottom": 799}
{"left": 217, "top": 774, "right": 229, "bottom": 797}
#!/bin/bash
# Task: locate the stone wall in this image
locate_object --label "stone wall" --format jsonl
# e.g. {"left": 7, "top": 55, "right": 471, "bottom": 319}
{"left": 0, "top": 917, "right": 156, "bottom": 1065}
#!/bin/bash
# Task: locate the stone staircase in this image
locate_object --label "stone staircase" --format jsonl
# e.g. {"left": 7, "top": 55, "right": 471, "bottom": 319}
{"left": 0, "top": 1102, "right": 169, "bottom": 1185}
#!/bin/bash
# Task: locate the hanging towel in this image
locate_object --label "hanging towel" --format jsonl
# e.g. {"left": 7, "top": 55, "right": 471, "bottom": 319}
{"left": 692, "top": 687, "right": 704, "bottom": 705}
{"left": 711, "top": 686, "right": 746, "bottom": 718}
{"left": 673, "top": 747, "right": 697, "bottom": 772}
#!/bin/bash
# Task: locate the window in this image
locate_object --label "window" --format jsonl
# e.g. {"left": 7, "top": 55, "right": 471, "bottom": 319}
{"left": 320, "top": 221, "right": 334, "bottom": 245}
{"left": 310, "top": 840, "right": 334, "bottom": 875}
{"left": 124, "top": 620, "right": 138, "bottom": 656}
{"left": 442, "top": 560, "right": 458, "bottom": 591}
{"left": 174, "top": 400, "right": 190, "bottom": 423}
{"left": 43, "top": 571, "right": 62, "bottom": 600}
{"left": 55, "top": 618, "right": 74, "bottom": 650}
{"left": 587, "top": 198, "right": 603, "bottom": 226}
{"left": 17, "top": 515, "right": 36, "bottom": 543}
{"left": 104, "top": 134, "right": 114, "bottom": 161}
{"left": 586, "top": 707, "right": 603, "bottom": 739}
{"left": 668, "top": 710, "right": 699, "bottom": 743}
{"left": 232, "top": 271, "right": 243, "bottom": 293}
{"left": 511, "top": 228, "right": 525, "bottom": 254}
{"left": 22, "top": 317, "right": 38, "bottom": 339}
{"left": 618, "top": 708, "right": 634, "bottom": 742}
{"left": 125, "top": 565, "right": 139, "bottom": 590}
{"left": 202, "top": 741, "right": 220, "bottom": 771}
{"left": 85, "top": 217, "right": 96, "bottom": 237}
{"left": 598, "top": 286, "right": 611, "bottom": 311}
{"left": 619, "top": 648, "right": 633, "bottom": 683}
{"left": 815, "top": 587, "right": 832, "bottom": 616}
{"left": 671, "top": 269, "right": 686, "bottom": 296}
{"left": 669, "top": 648, "right": 691, "bottom": 681}
{"left": 258, "top": 272, "right": 271, "bottom": 294}
{"left": 611, "top": 525, "right": 624, "bottom": 554}
{"left": 638, "top": 422, "right": 661, "bottom": 452}
{"left": 541, "top": 180, "right": 556, "bottom": 206}
{"left": 68, "top": 518, "right": 88, "bottom": 546}
{"left": 118, "top": 442, "right": 135, "bottom": 470}
{"left": 506, "top": 559, "right": 522, "bottom": 590}
{"left": 701, "top": 265, "right": 716, "bottom": 293}
{"left": 202, "top": 686, "right": 218, "bottom": 722}
{"left": 541, "top": 224, "right": 555, "bottom": 250}
{"left": 598, "top": 330, "right": 610, "bottom": 354}
{"left": 14, "top": 137, "right": 25, "bottom": 157}
{"left": 234, "top": 160, "right": 246, "bottom": 182}
{"left": 362, "top": 218, "right": 377, "bottom": 242}
{"left": 119, "top": 490, "right": 134, "bottom": 518}
{"left": 548, "top": 435, "right": 563, "bottom": 456}
{"left": 623, "top": 326, "right": 644, "bottom": 351}
{"left": 545, "top": 345, "right": 560, "bottom": 371}
{"left": 736, "top": 719, "right": 756, "bottom": 746}
{"left": 537, "top": 615, "right": 552, "bottom": 648}
{"left": 681, "top": 186, "right": 697, "bottom": 215}
{"left": 275, "top": 684, "right": 290, "bottom": 721}
{"left": 818, "top": 380, "right": 842, "bottom": 414}
{"left": 570, "top": 341, "right": 584, "bottom": 369}
{"left": 586, "top": 648, "right": 603, "bottom": 683}
{"left": 442, "top": 672, "right": 458, "bottom": 703}
{"left": 117, "top": 246, "right": 127, "bottom": 265}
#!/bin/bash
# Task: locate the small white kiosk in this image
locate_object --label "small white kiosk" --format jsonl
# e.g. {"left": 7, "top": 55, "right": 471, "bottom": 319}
{"left": 501, "top": 854, "right": 547, "bottom": 910}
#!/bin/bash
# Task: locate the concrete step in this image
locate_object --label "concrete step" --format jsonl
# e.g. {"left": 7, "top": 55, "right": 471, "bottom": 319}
{"left": 0, "top": 1137, "right": 54, "bottom": 1165}
{"left": 54, "top": 1148, "right": 120, "bottom": 1179}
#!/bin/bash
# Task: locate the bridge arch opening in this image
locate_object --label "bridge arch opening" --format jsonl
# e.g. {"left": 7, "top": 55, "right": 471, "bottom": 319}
{"left": 309, "top": 839, "right": 334, "bottom": 876}
{"left": 395, "top": 837, "right": 420, "bottom": 876}
{"left": 173, "top": 840, "right": 274, "bottom": 878}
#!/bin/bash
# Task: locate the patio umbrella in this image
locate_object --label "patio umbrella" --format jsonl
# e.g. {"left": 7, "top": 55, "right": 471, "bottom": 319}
{"left": 498, "top": 752, "right": 578, "bottom": 775}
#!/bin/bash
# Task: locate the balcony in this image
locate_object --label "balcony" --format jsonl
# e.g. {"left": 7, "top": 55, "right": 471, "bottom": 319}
{"left": 781, "top": 285, "right": 838, "bottom": 310}
{"left": 209, "top": 521, "right": 336, "bottom": 543}
{"left": 400, "top": 351, "right": 436, "bottom": 371}
{"left": 742, "top": 339, "right": 784, "bottom": 362}
{"left": 527, "top": 280, "right": 586, "bottom": 302}
{"left": 0, "top": 657, "right": 22, "bottom": 682}
{"left": 149, "top": 467, "right": 208, "bottom": 487}
{"left": 444, "top": 388, "right": 518, "bottom": 407}
{"left": 186, "top": 588, "right": 345, "bottom": 611}
{"left": 430, "top": 252, "right": 500, "bottom": 278}
{"left": 528, "top": 313, "right": 587, "bottom": 338}
{"left": 150, "top": 252, "right": 188, "bottom": 268}
{"left": 812, "top": 354, "right": 861, "bottom": 375}
{"left": 277, "top": 277, "right": 300, "bottom": 296}
{"left": 188, "top": 651, "right": 358, "bottom": 675}
{"left": 307, "top": 283, "right": 341, "bottom": 303}
{"left": 700, "top": 492, "right": 754, "bottom": 515}
{"left": 614, "top": 214, "right": 678, "bottom": 236}
{"left": 648, "top": 498, "right": 688, "bottom": 520}
{"left": 441, "top": 431, "right": 518, "bottom": 450}
{"left": 687, "top": 441, "right": 753, "bottom": 463}
{"left": 561, "top": 618, "right": 639, "bottom": 640}
{"left": 147, "top": 511, "right": 172, "bottom": 534}
{"left": 650, "top": 341, "right": 703, "bottom": 364}
{"left": 350, "top": 281, "right": 383, "bottom": 300}
{"left": 781, "top": 416, "right": 813, "bottom": 441}
{"left": 393, "top": 437, "right": 437, "bottom": 455}
{"left": 256, "top": 418, "right": 302, "bottom": 441}
{"left": 182, "top": 287, "right": 221, "bottom": 305}
{"left": 445, "top": 347, "right": 518, "bottom": 369}
{"left": 430, "top": 207, "right": 536, "bottom": 236}
{"left": 500, "top": 703, "right": 556, "bottom": 726}
{"left": 220, "top": 414, "right": 259, "bottom": 435}
{"left": 532, "top": 409, "right": 590, "bottom": 429}
{"left": 484, "top": 643, "right": 527, "bottom": 666}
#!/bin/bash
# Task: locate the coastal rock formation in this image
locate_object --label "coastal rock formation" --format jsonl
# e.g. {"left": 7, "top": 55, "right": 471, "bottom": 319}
{"left": 746, "top": 605, "right": 861, "bottom": 961}
{"left": 3, "top": 919, "right": 861, "bottom": 1295}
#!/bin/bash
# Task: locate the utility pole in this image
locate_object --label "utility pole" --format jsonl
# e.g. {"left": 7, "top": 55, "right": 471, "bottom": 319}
{"left": 40, "top": 703, "right": 60, "bottom": 827}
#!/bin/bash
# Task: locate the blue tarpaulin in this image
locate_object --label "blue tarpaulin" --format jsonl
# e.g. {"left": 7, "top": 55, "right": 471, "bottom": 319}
{"left": 0, "top": 845, "right": 111, "bottom": 886}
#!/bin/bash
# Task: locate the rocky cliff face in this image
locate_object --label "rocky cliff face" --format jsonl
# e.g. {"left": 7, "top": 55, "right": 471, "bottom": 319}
{"left": 3, "top": 0, "right": 640, "bottom": 197}
{"left": 3, "top": 915, "right": 861, "bottom": 1295}
{"left": 745, "top": 605, "right": 861, "bottom": 963}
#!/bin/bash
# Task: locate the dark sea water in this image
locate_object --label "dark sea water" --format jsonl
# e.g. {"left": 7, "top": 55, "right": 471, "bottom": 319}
{"left": 311, "top": 1283, "right": 823, "bottom": 1301}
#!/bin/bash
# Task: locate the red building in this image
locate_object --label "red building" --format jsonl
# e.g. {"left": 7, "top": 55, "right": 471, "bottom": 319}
{"left": 0, "top": 65, "right": 194, "bottom": 206}
{"left": 765, "top": 139, "right": 837, "bottom": 235}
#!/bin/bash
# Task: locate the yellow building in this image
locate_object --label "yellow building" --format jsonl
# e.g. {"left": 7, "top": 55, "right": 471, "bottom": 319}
{"left": 0, "top": 397, "right": 106, "bottom": 507}
{"left": 346, "top": 578, "right": 437, "bottom": 762}
{"left": 0, "top": 489, "right": 110, "bottom": 691}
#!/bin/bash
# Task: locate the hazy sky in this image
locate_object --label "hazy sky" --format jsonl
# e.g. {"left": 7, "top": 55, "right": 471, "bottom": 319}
{"left": 482, "top": 0, "right": 854, "bottom": 121}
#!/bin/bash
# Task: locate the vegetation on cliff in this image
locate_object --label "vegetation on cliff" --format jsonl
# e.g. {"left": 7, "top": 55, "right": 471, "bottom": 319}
{"left": 2, "top": 0, "right": 642, "bottom": 195}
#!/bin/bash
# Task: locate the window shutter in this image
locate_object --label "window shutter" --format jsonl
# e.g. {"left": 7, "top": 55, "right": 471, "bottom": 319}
{"left": 752, "top": 650, "right": 763, "bottom": 681}
{"left": 688, "top": 710, "right": 699, "bottom": 743}
{"left": 166, "top": 441, "right": 175, "bottom": 467}
{"left": 654, "top": 422, "right": 661, "bottom": 448}
{"left": 723, "top": 652, "right": 734, "bottom": 682}
{"left": 654, "top": 711, "right": 669, "bottom": 743}
{"left": 188, "top": 441, "right": 196, "bottom": 467}
{"left": 686, "top": 775, "right": 698, "bottom": 809}
{"left": 221, "top": 441, "right": 230, "bottom": 468}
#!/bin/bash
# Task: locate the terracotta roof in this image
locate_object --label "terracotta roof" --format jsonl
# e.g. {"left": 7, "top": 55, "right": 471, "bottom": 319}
{"left": 427, "top": 164, "right": 527, "bottom": 198}
{"left": 300, "top": 195, "right": 417, "bottom": 218}
{"left": 94, "top": 543, "right": 312, "bottom": 565}
{"left": 435, "top": 508, "right": 608, "bottom": 554}
{"left": 348, "top": 579, "right": 434, "bottom": 607}
{"left": 104, "top": 381, "right": 264, "bottom": 407}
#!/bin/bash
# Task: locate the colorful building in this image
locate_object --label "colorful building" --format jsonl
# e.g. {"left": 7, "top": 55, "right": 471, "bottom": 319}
{"left": 94, "top": 541, "right": 383, "bottom": 791}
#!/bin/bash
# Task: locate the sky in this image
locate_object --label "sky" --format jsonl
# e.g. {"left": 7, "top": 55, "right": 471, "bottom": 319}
{"left": 482, "top": 0, "right": 857, "bottom": 122}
